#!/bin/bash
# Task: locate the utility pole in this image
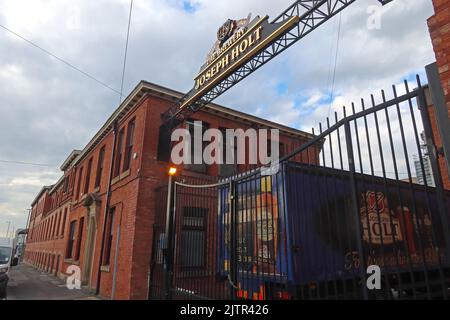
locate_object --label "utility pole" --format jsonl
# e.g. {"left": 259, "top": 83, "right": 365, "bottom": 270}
{"left": 25, "top": 208, "right": 32, "bottom": 241}
{"left": 6, "top": 221, "right": 11, "bottom": 238}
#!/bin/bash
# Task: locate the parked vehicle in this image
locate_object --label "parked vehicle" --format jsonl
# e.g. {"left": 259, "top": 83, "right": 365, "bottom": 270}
{"left": 0, "top": 237, "right": 18, "bottom": 299}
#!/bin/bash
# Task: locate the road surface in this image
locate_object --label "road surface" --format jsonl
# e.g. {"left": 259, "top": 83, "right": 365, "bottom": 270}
{"left": 7, "top": 264, "right": 99, "bottom": 300}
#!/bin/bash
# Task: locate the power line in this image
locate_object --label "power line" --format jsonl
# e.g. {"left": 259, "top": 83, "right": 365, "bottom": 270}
{"left": 119, "top": 0, "right": 134, "bottom": 103}
{"left": 327, "top": 12, "right": 343, "bottom": 118}
{"left": 325, "top": 15, "right": 339, "bottom": 110}
{"left": 0, "top": 159, "right": 58, "bottom": 168}
{"left": 0, "top": 24, "right": 121, "bottom": 95}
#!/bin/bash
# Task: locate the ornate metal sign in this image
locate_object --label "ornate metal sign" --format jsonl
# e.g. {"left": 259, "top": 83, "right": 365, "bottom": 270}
{"left": 179, "top": 14, "right": 300, "bottom": 110}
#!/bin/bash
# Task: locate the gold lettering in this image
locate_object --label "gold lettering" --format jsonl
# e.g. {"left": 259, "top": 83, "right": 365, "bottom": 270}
{"left": 221, "top": 55, "right": 229, "bottom": 69}
{"left": 211, "top": 62, "right": 219, "bottom": 77}
{"left": 199, "top": 75, "right": 206, "bottom": 86}
{"left": 231, "top": 46, "right": 240, "bottom": 60}
{"left": 239, "top": 39, "right": 249, "bottom": 53}
{"left": 248, "top": 33, "right": 256, "bottom": 47}
{"left": 255, "top": 26, "right": 263, "bottom": 41}
{"left": 195, "top": 23, "right": 266, "bottom": 90}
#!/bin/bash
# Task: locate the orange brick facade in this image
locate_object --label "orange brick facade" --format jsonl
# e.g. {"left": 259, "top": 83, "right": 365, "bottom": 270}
{"left": 23, "top": 82, "right": 317, "bottom": 299}
{"left": 428, "top": 0, "right": 450, "bottom": 189}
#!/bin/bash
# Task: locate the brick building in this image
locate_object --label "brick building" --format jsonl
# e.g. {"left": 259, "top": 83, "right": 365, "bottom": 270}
{"left": 23, "top": 81, "right": 317, "bottom": 299}
{"left": 428, "top": 0, "right": 450, "bottom": 189}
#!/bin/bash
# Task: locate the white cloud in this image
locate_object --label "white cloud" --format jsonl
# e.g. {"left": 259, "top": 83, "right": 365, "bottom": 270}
{"left": 0, "top": 0, "right": 437, "bottom": 230}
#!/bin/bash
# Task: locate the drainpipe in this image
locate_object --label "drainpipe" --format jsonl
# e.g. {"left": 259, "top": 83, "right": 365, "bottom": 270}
{"left": 111, "top": 209, "right": 122, "bottom": 299}
{"left": 96, "top": 120, "right": 118, "bottom": 296}
{"left": 25, "top": 208, "right": 31, "bottom": 235}
{"left": 23, "top": 208, "right": 32, "bottom": 260}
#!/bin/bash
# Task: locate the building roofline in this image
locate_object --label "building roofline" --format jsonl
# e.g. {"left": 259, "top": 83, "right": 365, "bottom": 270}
{"left": 60, "top": 149, "right": 81, "bottom": 171}
{"left": 30, "top": 185, "right": 53, "bottom": 207}
{"left": 140, "top": 81, "right": 314, "bottom": 138}
{"left": 72, "top": 81, "right": 314, "bottom": 166}
{"left": 32, "top": 81, "right": 316, "bottom": 208}
{"left": 49, "top": 175, "right": 65, "bottom": 194}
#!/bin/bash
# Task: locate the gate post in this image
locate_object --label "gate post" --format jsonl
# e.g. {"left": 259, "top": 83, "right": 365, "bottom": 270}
{"left": 164, "top": 175, "right": 176, "bottom": 300}
{"left": 425, "top": 63, "right": 450, "bottom": 180}
{"left": 229, "top": 180, "right": 238, "bottom": 300}
{"left": 416, "top": 80, "right": 450, "bottom": 262}
{"left": 344, "top": 120, "right": 369, "bottom": 300}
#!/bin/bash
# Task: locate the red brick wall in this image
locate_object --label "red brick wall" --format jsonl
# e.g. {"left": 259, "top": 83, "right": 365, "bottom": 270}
{"left": 24, "top": 91, "right": 316, "bottom": 300}
{"left": 428, "top": 0, "right": 450, "bottom": 189}
{"left": 25, "top": 202, "right": 70, "bottom": 278}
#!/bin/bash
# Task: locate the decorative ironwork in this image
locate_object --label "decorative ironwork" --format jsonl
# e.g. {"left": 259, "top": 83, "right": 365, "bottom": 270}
{"left": 161, "top": 0, "right": 360, "bottom": 125}
{"left": 150, "top": 76, "right": 450, "bottom": 300}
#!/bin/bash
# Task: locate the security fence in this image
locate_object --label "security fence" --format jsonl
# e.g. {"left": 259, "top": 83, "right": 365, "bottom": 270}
{"left": 149, "top": 76, "right": 450, "bottom": 300}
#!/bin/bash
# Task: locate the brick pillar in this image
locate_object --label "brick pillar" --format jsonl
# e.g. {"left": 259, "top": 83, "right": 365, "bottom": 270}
{"left": 428, "top": 0, "right": 450, "bottom": 189}
{"left": 428, "top": 0, "right": 450, "bottom": 117}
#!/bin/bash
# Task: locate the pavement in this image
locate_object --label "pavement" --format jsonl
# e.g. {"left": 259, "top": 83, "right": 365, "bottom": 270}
{"left": 6, "top": 264, "right": 100, "bottom": 300}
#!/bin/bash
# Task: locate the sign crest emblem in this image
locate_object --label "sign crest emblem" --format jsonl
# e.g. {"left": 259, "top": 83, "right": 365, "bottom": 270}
{"left": 179, "top": 13, "right": 300, "bottom": 110}
{"left": 207, "top": 14, "right": 252, "bottom": 63}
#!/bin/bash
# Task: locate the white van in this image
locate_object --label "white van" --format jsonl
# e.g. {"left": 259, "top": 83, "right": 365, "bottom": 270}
{"left": 0, "top": 237, "right": 17, "bottom": 299}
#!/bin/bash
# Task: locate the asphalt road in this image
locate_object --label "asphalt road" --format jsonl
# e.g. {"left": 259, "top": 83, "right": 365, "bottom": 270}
{"left": 6, "top": 264, "right": 98, "bottom": 300}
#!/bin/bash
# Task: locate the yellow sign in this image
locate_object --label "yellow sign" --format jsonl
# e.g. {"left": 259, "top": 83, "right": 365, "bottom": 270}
{"left": 180, "top": 15, "right": 300, "bottom": 110}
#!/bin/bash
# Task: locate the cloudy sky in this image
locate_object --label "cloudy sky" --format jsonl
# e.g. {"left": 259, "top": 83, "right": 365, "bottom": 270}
{"left": 0, "top": 0, "right": 436, "bottom": 236}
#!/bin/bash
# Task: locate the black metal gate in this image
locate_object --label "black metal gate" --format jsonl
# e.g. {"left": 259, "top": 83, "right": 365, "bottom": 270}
{"left": 149, "top": 76, "right": 450, "bottom": 300}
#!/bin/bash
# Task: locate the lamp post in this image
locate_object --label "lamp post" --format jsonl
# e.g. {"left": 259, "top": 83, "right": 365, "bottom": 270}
{"left": 164, "top": 166, "right": 177, "bottom": 300}
{"left": 6, "top": 221, "right": 11, "bottom": 238}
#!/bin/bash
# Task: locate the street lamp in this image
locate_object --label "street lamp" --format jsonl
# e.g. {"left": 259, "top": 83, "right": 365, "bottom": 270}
{"left": 164, "top": 165, "right": 178, "bottom": 299}
{"left": 168, "top": 166, "right": 177, "bottom": 176}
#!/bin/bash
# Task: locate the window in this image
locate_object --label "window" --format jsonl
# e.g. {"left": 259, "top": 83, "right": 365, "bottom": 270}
{"left": 279, "top": 142, "right": 287, "bottom": 158}
{"left": 102, "top": 208, "right": 115, "bottom": 266}
{"left": 84, "top": 158, "right": 93, "bottom": 194}
{"left": 46, "top": 219, "right": 51, "bottom": 240}
{"left": 114, "top": 129, "right": 125, "bottom": 177}
{"left": 219, "top": 127, "right": 237, "bottom": 177}
{"left": 0, "top": 247, "right": 12, "bottom": 265}
{"left": 61, "top": 208, "right": 68, "bottom": 236}
{"left": 181, "top": 207, "right": 207, "bottom": 268}
{"left": 63, "top": 177, "right": 69, "bottom": 193}
{"left": 66, "top": 221, "right": 77, "bottom": 259}
{"left": 123, "top": 119, "right": 135, "bottom": 172}
{"left": 74, "top": 217, "right": 84, "bottom": 261}
{"left": 56, "top": 211, "right": 61, "bottom": 238}
{"left": 184, "top": 120, "right": 208, "bottom": 173}
{"left": 95, "top": 146, "right": 106, "bottom": 188}
{"left": 70, "top": 171, "right": 76, "bottom": 190}
{"left": 75, "top": 167, "right": 83, "bottom": 199}
{"left": 52, "top": 215, "right": 57, "bottom": 239}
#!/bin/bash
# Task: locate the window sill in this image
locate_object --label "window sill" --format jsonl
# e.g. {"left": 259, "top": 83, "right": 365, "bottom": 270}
{"left": 111, "top": 176, "right": 120, "bottom": 185}
{"left": 120, "top": 169, "right": 131, "bottom": 180}
{"left": 72, "top": 260, "right": 80, "bottom": 266}
{"left": 64, "top": 258, "right": 73, "bottom": 264}
{"left": 111, "top": 169, "right": 131, "bottom": 185}
{"left": 100, "top": 265, "right": 110, "bottom": 273}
